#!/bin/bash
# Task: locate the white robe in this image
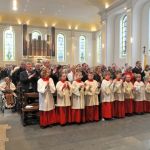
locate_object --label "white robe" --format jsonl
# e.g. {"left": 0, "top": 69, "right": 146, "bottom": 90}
{"left": 71, "top": 81, "right": 85, "bottom": 109}
{"left": 134, "top": 81, "right": 145, "bottom": 101}
{"left": 85, "top": 80, "right": 100, "bottom": 106}
{"left": 145, "top": 82, "right": 150, "bottom": 101}
{"left": 56, "top": 81, "right": 72, "bottom": 107}
{"left": 101, "top": 79, "right": 114, "bottom": 103}
{"left": 113, "top": 80, "right": 124, "bottom": 101}
{"left": 123, "top": 81, "right": 134, "bottom": 99}
{"left": 37, "top": 78, "right": 56, "bottom": 111}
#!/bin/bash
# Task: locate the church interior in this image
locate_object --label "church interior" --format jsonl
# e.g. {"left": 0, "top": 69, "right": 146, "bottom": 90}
{"left": 1, "top": 0, "right": 150, "bottom": 150}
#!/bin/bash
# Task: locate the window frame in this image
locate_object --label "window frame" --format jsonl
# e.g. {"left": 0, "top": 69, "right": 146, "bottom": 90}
{"left": 3, "top": 27, "right": 15, "bottom": 61}
{"left": 56, "top": 33, "right": 66, "bottom": 62}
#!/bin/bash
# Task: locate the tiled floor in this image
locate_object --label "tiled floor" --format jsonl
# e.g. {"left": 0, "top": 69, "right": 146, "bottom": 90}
{"left": 1, "top": 110, "right": 150, "bottom": 150}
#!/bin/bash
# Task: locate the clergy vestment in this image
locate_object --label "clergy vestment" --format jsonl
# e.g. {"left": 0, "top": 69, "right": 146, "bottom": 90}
{"left": 71, "top": 80, "right": 85, "bottom": 123}
{"left": 37, "top": 78, "right": 56, "bottom": 127}
{"left": 85, "top": 80, "right": 100, "bottom": 122}
{"left": 101, "top": 79, "right": 114, "bottom": 119}
{"left": 56, "top": 81, "right": 72, "bottom": 125}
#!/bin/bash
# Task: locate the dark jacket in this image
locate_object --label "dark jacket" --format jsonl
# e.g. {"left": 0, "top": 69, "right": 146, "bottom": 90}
{"left": 20, "top": 70, "right": 38, "bottom": 92}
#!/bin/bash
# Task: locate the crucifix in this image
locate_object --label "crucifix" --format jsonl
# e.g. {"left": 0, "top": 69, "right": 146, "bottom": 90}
{"left": 143, "top": 46, "right": 146, "bottom": 54}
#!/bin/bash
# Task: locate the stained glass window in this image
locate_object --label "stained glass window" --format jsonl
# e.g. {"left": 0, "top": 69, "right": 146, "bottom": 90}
{"left": 97, "top": 33, "right": 102, "bottom": 63}
{"left": 79, "top": 35, "right": 86, "bottom": 62}
{"left": 57, "top": 33, "right": 65, "bottom": 62}
{"left": 4, "top": 28, "right": 15, "bottom": 61}
{"left": 120, "top": 15, "right": 127, "bottom": 58}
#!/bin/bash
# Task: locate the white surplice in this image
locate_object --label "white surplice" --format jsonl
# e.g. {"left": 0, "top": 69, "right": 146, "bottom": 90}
{"left": 123, "top": 81, "right": 134, "bottom": 99}
{"left": 56, "top": 81, "right": 72, "bottom": 107}
{"left": 113, "top": 80, "right": 124, "bottom": 101}
{"left": 37, "top": 78, "right": 56, "bottom": 111}
{"left": 71, "top": 81, "right": 85, "bottom": 109}
{"left": 84, "top": 80, "right": 100, "bottom": 106}
{"left": 101, "top": 79, "right": 114, "bottom": 103}
{"left": 134, "top": 81, "right": 145, "bottom": 101}
{"left": 145, "top": 82, "right": 150, "bottom": 101}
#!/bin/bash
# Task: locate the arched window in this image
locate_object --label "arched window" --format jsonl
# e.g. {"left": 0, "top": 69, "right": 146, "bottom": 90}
{"left": 79, "top": 35, "right": 86, "bottom": 62}
{"left": 57, "top": 33, "right": 65, "bottom": 62}
{"left": 97, "top": 33, "right": 102, "bottom": 63}
{"left": 3, "top": 27, "right": 15, "bottom": 61}
{"left": 32, "top": 31, "right": 42, "bottom": 40}
{"left": 120, "top": 15, "right": 127, "bottom": 58}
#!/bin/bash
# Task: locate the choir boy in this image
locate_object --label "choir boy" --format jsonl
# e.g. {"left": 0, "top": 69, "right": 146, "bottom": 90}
{"left": 101, "top": 71, "right": 114, "bottom": 120}
{"left": 37, "top": 67, "right": 56, "bottom": 128}
{"left": 133, "top": 74, "right": 145, "bottom": 114}
{"left": 113, "top": 71, "right": 125, "bottom": 118}
{"left": 144, "top": 76, "right": 150, "bottom": 113}
{"left": 123, "top": 74, "right": 134, "bottom": 115}
{"left": 56, "top": 73, "right": 72, "bottom": 125}
{"left": 71, "top": 72, "right": 85, "bottom": 123}
{"left": 85, "top": 71, "right": 100, "bottom": 122}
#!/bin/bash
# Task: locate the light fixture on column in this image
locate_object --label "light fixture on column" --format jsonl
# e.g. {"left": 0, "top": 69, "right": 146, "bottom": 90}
{"left": 9, "top": 26, "right": 13, "bottom": 31}
{"left": 44, "top": 22, "right": 48, "bottom": 27}
{"left": 12, "top": 0, "right": 18, "bottom": 11}
{"left": 17, "top": 19, "right": 21, "bottom": 25}
{"left": 130, "top": 37, "right": 133, "bottom": 44}
{"left": 105, "top": 3, "right": 109, "bottom": 9}
{"left": 102, "top": 44, "right": 105, "bottom": 49}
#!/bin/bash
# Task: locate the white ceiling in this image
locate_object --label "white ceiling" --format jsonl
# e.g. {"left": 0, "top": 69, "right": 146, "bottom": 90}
{"left": 0, "top": 0, "right": 118, "bottom": 23}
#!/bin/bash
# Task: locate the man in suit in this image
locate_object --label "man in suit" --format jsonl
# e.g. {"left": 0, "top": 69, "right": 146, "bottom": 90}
{"left": 11, "top": 62, "right": 26, "bottom": 86}
{"left": 132, "top": 61, "right": 144, "bottom": 80}
{"left": 20, "top": 62, "right": 38, "bottom": 92}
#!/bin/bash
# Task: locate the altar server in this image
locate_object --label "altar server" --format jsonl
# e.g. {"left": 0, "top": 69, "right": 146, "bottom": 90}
{"left": 113, "top": 71, "right": 125, "bottom": 118}
{"left": 144, "top": 76, "right": 150, "bottom": 113}
{"left": 37, "top": 67, "right": 56, "bottom": 128}
{"left": 56, "top": 73, "right": 72, "bottom": 125}
{"left": 133, "top": 74, "right": 145, "bottom": 114}
{"left": 85, "top": 71, "right": 100, "bottom": 122}
{"left": 101, "top": 71, "right": 114, "bottom": 120}
{"left": 71, "top": 71, "right": 85, "bottom": 123}
{"left": 123, "top": 74, "right": 134, "bottom": 115}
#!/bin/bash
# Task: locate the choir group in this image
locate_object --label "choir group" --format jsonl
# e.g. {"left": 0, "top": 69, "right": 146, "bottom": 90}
{"left": 0, "top": 60, "right": 150, "bottom": 129}
{"left": 38, "top": 66, "right": 150, "bottom": 128}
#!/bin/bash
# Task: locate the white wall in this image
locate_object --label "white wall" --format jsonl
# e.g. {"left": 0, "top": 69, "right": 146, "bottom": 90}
{"left": 0, "top": 25, "right": 96, "bottom": 67}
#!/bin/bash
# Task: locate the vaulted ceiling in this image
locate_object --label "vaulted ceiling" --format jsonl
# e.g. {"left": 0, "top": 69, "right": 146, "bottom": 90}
{"left": 0, "top": 0, "right": 119, "bottom": 31}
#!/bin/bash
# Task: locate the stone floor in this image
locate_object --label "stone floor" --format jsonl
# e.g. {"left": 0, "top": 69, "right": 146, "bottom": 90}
{"left": 1, "top": 110, "right": 150, "bottom": 150}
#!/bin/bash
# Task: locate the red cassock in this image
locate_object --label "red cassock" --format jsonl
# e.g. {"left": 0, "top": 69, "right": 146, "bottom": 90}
{"left": 123, "top": 81, "right": 134, "bottom": 114}
{"left": 37, "top": 78, "right": 56, "bottom": 127}
{"left": 101, "top": 79, "right": 114, "bottom": 119}
{"left": 71, "top": 80, "right": 85, "bottom": 123}
{"left": 113, "top": 80, "right": 125, "bottom": 118}
{"left": 134, "top": 81, "right": 145, "bottom": 113}
{"left": 84, "top": 80, "right": 100, "bottom": 122}
{"left": 56, "top": 81, "right": 72, "bottom": 125}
